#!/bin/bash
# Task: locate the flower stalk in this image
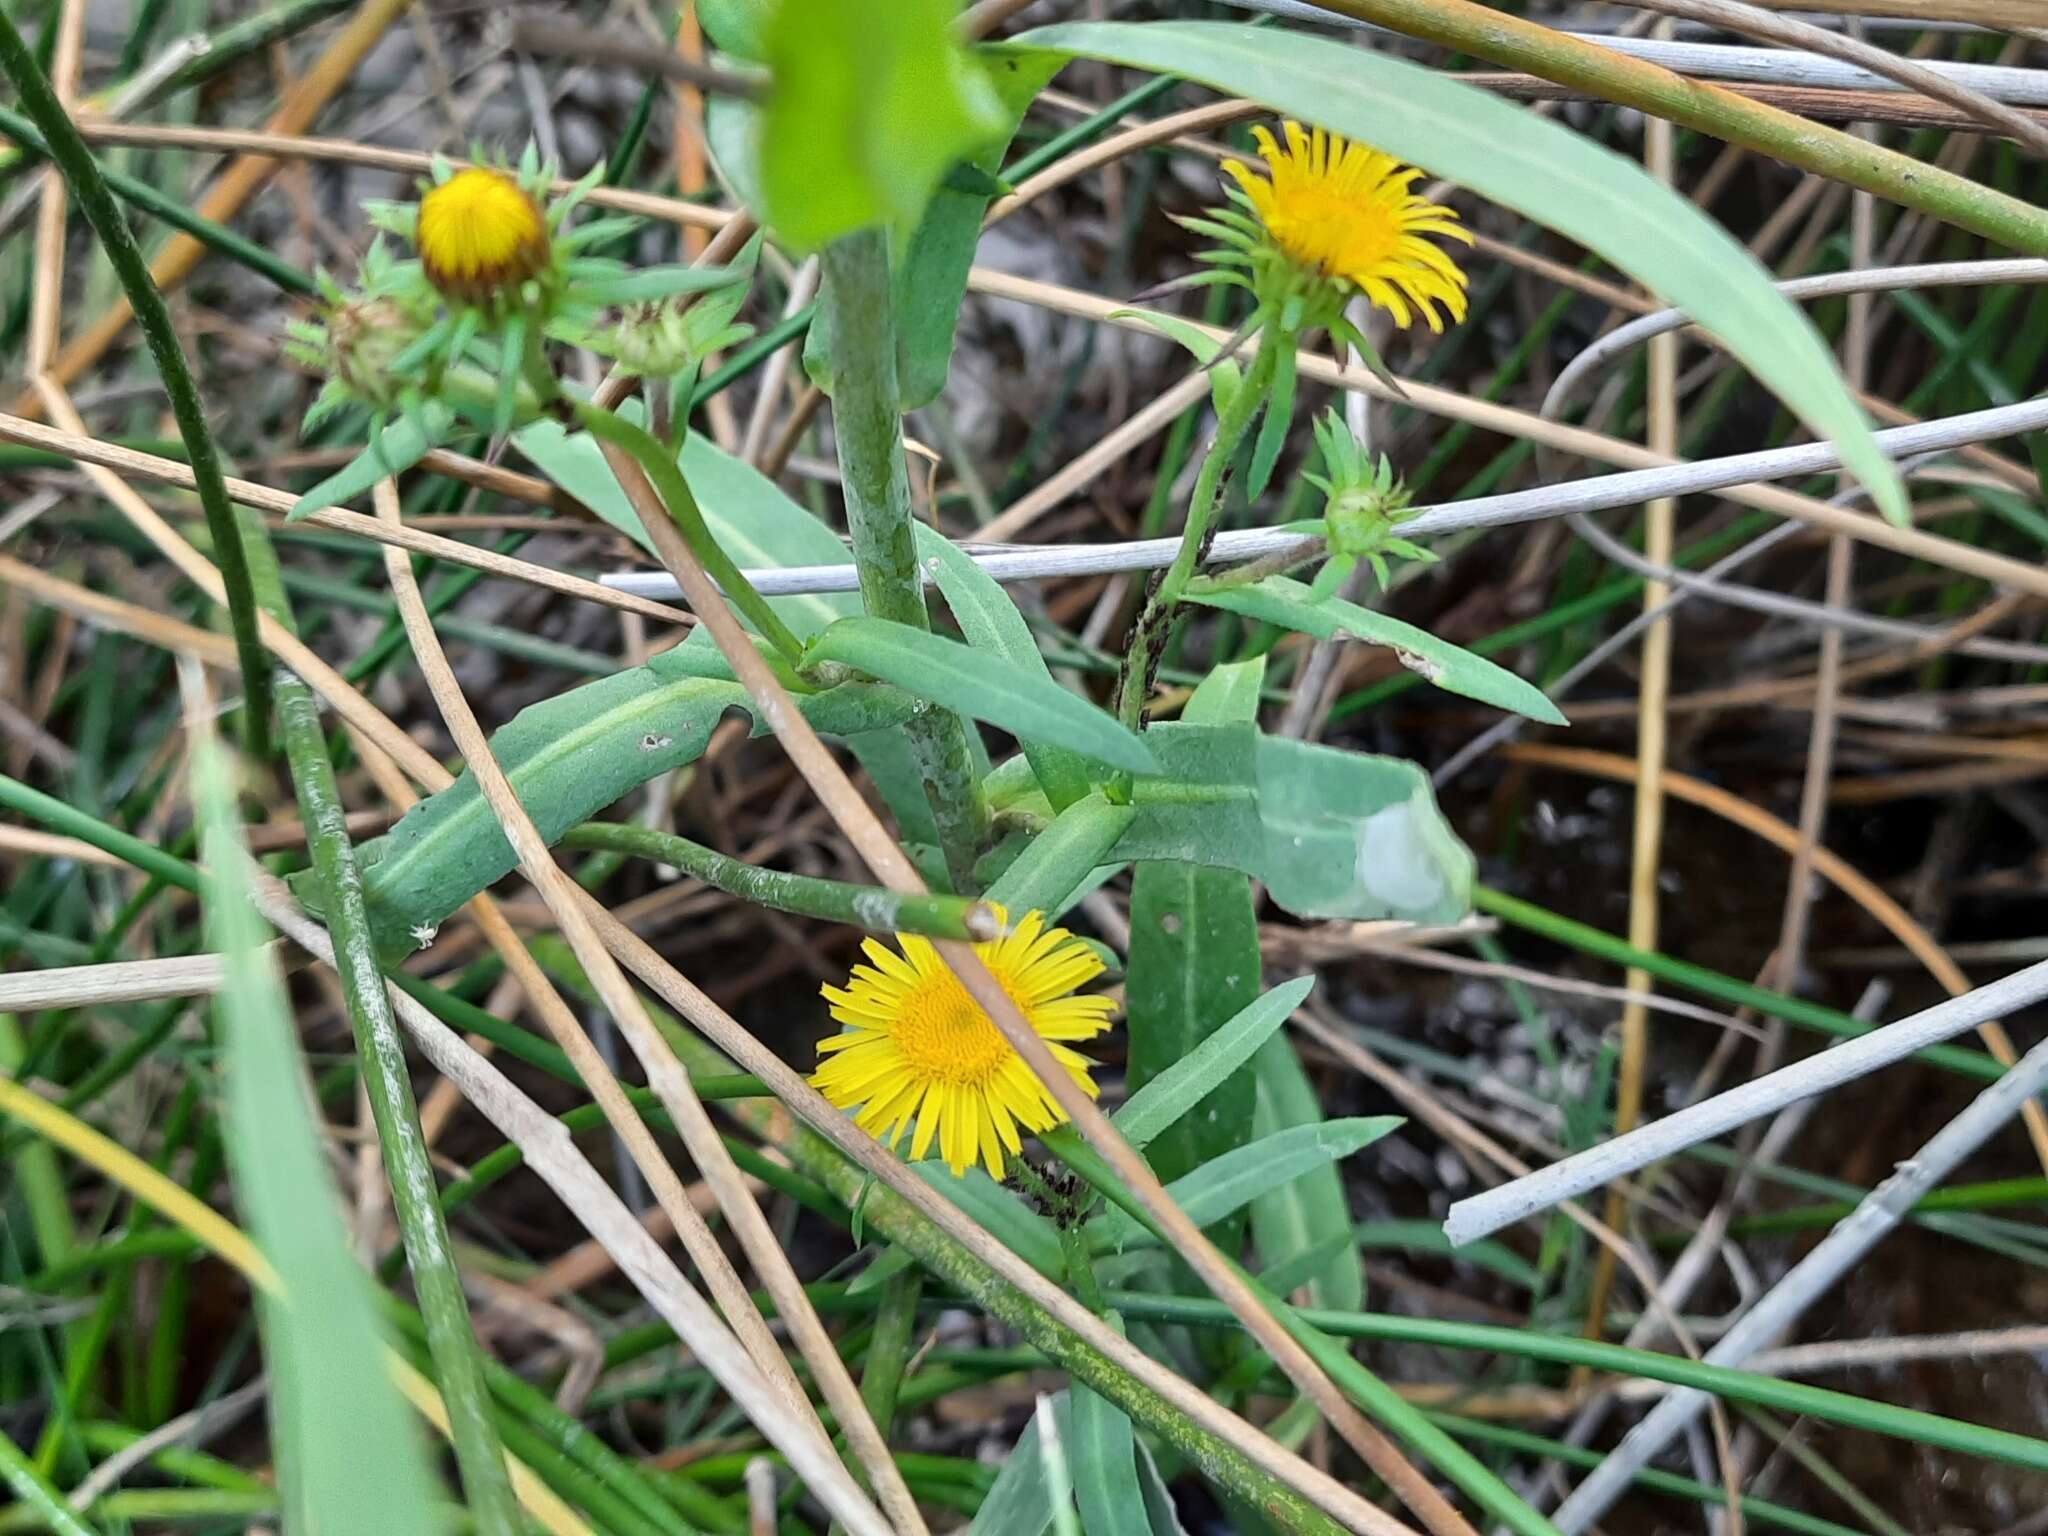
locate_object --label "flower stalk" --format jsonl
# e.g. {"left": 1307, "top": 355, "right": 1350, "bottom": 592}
{"left": 818, "top": 227, "right": 989, "bottom": 892}
{"left": 571, "top": 398, "right": 806, "bottom": 664}
{"left": 559, "top": 820, "right": 998, "bottom": 941}
{"left": 238, "top": 516, "right": 520, "bottom": 1535}
{"left": 1116, "top": 335, "right": 1279, "bottom": 729}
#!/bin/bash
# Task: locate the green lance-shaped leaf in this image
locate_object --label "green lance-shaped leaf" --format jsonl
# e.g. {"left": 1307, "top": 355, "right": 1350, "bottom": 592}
{"left": 1089, "top": 1117, "right": 1403, "bottom": 1252}
{"left": 1114, "top": 975, "right": 1315, "bottom": 1151}
{"left": 1250, "top": 1032, "right": 1365, "bottom": 1312}
{"left": 1016, "top": 19, "right": 1908, "bottom": 525}
{"left": 1069, "top": 1324, "right": 1151, "bottom": 1536}
{"left": 289, "top": 399, "right": 456, "bottom": 521}
{"left": 1125, "top": 659, "right": 1268, "bottom": 1209}
{"left": 299, "top": 661, "right": 916, "bottom": 958}
{"left": 805, "top": 616, "right": 1158, "bottom": 777}
{"left": 1189, "top": 574, "right": 1564, "bottom": 725}
{"left": 916, "top": 523, "right": 1095, "bottom": 809}
{"left": 512, "top": 421, "right": 860, "bottom": 639}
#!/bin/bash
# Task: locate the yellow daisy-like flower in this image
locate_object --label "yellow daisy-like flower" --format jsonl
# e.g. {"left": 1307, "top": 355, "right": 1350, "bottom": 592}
{"left": 813, "top": 911, "right": 1117, "bottom": 1180}
{"left": 1223, "top": 121, "right": 1472, "bottom": 333}
{"left": 417, "top": 166, "right": 549, "bottom": 302}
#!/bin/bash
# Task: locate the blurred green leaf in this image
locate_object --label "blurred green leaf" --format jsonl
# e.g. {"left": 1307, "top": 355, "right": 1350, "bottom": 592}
{"left": 806, "top": 616, "right": 1158, "bottom": 775}
{"left": 760, "top": 0, "right": 1007, "bottom": 252}
{"left": 1020, "top": 19, "right": 1907, "bottom": 524}
{"left": 808, "top": 47, "right": 1062, "bottom": 405}
{"left": 1190, "top": 575, "right": 1563, "bottom": 725}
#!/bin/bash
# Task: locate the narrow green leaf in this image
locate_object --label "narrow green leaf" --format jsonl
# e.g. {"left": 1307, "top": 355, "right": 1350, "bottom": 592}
{"left": 1070, "top": 1356, "right": 1149, "bottom": 1536}
{"left": 916, "top": 523, "right": 1095, "bottom": 809}
{"left": 288, "top": 401, "right": 454, "bottom": 521}
{"left": 512, "top": 421, "right": 859, "bottom": 638}
{"left": 1018, "top": 19, "right": 1906, "bottom": 524}
{"left": 806, "top": 616, "right": 1158, "bottom": 775}
{"left": 912, "top": 1164, "right": 1065, "bottom": 1280}
{"left": 566, "top": 264, "right": 744, "bottom": 305}
{"left": 1109, "top": 307, "right": 1239, "bottom": 414}
{"left": 1113, "top": 975, "right": 1314, "bottom": 1150}
{"left": 1246, "top": 345, "right": 1295, "bottom": 500}
{"left": 966, "top": 1403, "right": 1055, "bottom": 1536}
{"left": 1190, "top": 575, "right": 1564, "bottom": 725}
{"left": 1091, "top": 1118, "right": 1402, "bottom": 1251}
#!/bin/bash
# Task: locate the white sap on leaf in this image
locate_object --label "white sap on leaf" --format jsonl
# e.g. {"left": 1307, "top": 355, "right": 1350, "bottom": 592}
{"left": 1353, "top": 802, "right": 1449, "bottom": 915}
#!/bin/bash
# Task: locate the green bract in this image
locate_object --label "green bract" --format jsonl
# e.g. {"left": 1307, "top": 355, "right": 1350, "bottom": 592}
{"left": 287, "top": 145, "right": 753, "bottom": 520}
{"left": 1305, "top": 408, "right": 1436, "bottom": 591}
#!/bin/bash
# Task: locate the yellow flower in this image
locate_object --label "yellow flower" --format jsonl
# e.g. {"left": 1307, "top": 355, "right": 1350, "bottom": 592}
{"left": 813, "top": 911, "right": 1117, "bottom": 1179}
{"left": 417, "top": 167, "right": 549, "bottom": 301}
{"left": 1223, "top": 121, "right": 1472, "bottom": 332}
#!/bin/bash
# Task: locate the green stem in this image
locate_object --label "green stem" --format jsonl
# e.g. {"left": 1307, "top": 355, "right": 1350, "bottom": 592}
{"left": 0, "top": 15, "right": 277, "bottom": 754}
{"left": 573, "top": 400, "right": 807, "bottom": 664}
{"left": 0, "top": 1489, "right": 276, "bottom": 1532}
{"left": 1314, "top": 0, "right": 2048, "bottom": 255}
{"left": 243, "top": 523, "right": 519, "bottom": 1536}
{"left": 857, "top": 1268, "right": 923, "bottom": 1442}
{"left": 818, "top": 227, "right": 988, "bottom": 893}
{"left": 558, "top": 822, "right": 992, "bottom": 939}
{"left": 1117, "top": 337, "right": 1278, "bottom": 729}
